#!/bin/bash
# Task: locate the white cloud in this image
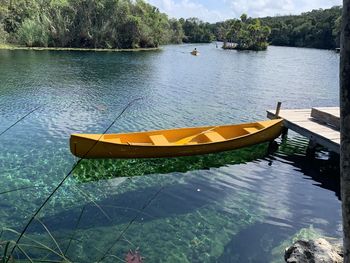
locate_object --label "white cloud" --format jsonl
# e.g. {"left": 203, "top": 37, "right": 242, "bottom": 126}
{"left": 146, "top": 0, "right": 230, "bottom": 22}
{"left": 226, "top": 0, "right": 294, "bottom": 17}
{"left": 146, "top": 0, "right": 342, "bottom": 22}
{"left": 225, "top": 0, "right": 341, "bottom": 18}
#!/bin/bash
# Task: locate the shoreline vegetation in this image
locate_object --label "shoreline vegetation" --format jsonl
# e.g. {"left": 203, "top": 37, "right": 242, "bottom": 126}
{"left": 0, "top": 1, "right": 341, "bottom": 52}
{"left": 0, "top": 43, "right": 160, "bottom": 52}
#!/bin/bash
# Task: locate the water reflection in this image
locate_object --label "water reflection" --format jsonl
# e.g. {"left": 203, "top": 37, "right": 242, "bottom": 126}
{"left": 0, "top": 45, "right": 341, "bottom": 262}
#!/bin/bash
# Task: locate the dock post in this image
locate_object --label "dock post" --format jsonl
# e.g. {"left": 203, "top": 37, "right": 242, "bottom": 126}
{"left": 274, "top": 101, "right": 288, "bottom": 138}
{"left": 274, "top": 101, "right": 282, "bottom": 118}
{"left": 340, "top": 0, "right": 350, "bottom": 259}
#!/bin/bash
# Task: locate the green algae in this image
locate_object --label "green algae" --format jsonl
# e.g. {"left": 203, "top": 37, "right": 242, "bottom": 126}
{"left": 4, "top": 183, "right": 262, "bottom": 263}
{"left": 73, "top": 143, "right": 270, "bottom": 182}
{"left": 276, "top": 135, "right": 309, "bottom": 156}
{"left": 0, "top": 133, "right": 337, "bottom": 262}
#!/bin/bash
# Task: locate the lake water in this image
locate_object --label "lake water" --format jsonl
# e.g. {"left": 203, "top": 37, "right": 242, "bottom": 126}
{"left": 0, "top": 44, "right": 341, "bottom": 262}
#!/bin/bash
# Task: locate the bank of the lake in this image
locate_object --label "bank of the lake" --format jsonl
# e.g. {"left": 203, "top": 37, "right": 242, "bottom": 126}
{"left": 0, "top": 44, "right": 341, "bottom": 262}
{"left": 0, "top": 44, "right": 161, "bottom": 52}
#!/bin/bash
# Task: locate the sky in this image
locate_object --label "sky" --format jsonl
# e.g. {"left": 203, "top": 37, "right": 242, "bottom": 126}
{"left": 146, "top": 0, "right": 342, "bottom": 22}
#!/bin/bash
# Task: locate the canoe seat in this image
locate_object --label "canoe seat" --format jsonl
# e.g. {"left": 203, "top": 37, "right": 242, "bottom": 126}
{"left": 243, "top": 127, "right": 259, "bottom": 133}
{"left": 149, "top": 134, "right": 171, "bottom": 145}
{"left": 204, "top": 131, "right": 226, "bottom": 142}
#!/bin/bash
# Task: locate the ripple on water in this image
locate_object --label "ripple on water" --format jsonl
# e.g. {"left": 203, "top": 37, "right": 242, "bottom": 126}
{"left": 0, "top": 45, "right": 341, "bottom": 262}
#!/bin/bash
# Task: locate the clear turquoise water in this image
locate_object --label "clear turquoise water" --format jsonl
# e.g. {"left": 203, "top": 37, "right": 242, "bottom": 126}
{"left": 0, "top": 44, "right": 341, "bottom": 262}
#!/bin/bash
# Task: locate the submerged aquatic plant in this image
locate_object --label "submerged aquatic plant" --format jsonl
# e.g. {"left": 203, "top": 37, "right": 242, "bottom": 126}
{"left": 1, "top": 99, "right": 143, "bottom": 261}
{"left": 73, "top": 142, "right": 270, "bottom": 182}
{"left": 1, "top": 241, "right": 12, "bottom": 263}
{"left": 1, "top": 227, "right": 71, "bottom": 263}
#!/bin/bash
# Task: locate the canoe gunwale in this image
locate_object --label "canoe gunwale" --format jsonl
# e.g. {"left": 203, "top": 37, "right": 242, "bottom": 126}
{"left": 107, "top": 126, "right": 258, "bottom": 147}
{"left": 70, "top": 119, "right": 283, "bottom": 149}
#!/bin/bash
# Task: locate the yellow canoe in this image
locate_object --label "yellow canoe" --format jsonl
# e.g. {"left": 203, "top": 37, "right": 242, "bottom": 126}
{"left": 70, "top": 119, "right": 283, "bottom": 159}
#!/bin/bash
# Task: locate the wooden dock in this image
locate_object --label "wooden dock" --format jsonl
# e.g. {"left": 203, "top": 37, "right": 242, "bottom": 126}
{"left": 267, "top": 106, "right": 340, "bottom": 154}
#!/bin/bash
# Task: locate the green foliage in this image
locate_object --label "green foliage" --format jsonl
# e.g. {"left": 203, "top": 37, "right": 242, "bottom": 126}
{"left": 16, "top": 15, "right": 50, "bottom": 47}
{"left": 3, "top": 0, "right": 39, "bottom": 33}
{"left": 0, "top": 0, "right": 175, "bottom": 48}
{"left": 181, "top": 17, "right": 214, "bottom": 43}
{"left": 0, "top": 24, "right": 8, "bottom": 44}
{"left": 260, "top": 6, "right": 342, "bottom": 49}
{"left": 333, "top": 16, "right": 342, "bottom": 47}
{"left": 240, "top": 13, "right": 248, "bottom": 23}
{"left": 220, "top": 15, "right": 271, "bottom": 51}
{"left": 169, "top": 18, "right": 185, "bottom": 44}
{"left": 0, "top": 1, "right": 342, "bottom": 49}
{"left": 212, "top": 6, "right": 341, "bottom": 50}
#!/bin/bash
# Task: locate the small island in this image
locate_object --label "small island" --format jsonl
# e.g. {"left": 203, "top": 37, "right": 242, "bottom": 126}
{"left": 221, "top": 14, "right": 271, "bottom": 51}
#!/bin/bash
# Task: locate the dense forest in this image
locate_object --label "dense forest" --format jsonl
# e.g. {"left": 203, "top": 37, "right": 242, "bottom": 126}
{"left": 0, "top": 1, "right": 343, "bottom": 50}
{"left": 0, "top": 0, "right": 215, "bottom": 48}
{"left": 0, "top": 0, "right": 184, "bottom": 48}
{"left": 0, "top": 0, "right": 175, "bottom": 48}
{"left": 260, "top": 6, "right": 342, "bottom": 49}
{"left": 212, "top": 6, "right": 341, "bottom": 50}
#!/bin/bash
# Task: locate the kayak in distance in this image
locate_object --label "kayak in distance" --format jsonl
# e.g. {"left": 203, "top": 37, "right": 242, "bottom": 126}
{"left": 191, "top": 48, "right": 199, "bottom": 56}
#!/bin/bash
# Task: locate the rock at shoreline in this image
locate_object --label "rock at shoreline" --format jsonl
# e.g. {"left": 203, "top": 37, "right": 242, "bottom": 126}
{"left": 284, "top": 238, "right": 343, "bottom": 263}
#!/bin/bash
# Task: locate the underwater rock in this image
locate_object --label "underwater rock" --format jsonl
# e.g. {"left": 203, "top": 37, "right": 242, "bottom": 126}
{"left": 284, "top": 238, "right": 343, "bottom": 263}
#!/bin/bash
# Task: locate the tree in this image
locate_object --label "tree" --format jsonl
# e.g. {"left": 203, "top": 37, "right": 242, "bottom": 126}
{"left": 169, "top": 18, "right": 184, "bottom": 44}
{"left": 333, "top": 16, "right": 341, "bottom": 47}
{"left": 259, "top": 6, "right": 342, "bottom": 49}
{"left": 16, "top": 14, "right": 50, "bottom": 47}
{"left": 340, "top": 0, "right": 350, "bottom": 260}
{"left": 223, "top": 14, "right": 270, "bottom": 51}
{"left": 0, "top": 1, "right": 342, "bottom": 49}
{"left": 0, "top": 0, "right": 179, "bottom": 48}
{"left": 240, "top": 13, "right": 248, "bottom": 23}
{"left": 182, "top": 17, "right": 214, "bottom": 43}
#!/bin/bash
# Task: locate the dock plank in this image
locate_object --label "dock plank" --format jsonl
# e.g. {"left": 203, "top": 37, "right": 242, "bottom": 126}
{"left": 267, "top": 107, "right": 340, "bottom": 154}
{"left": 311, "top": 107, "right": 340, "bottom": 130}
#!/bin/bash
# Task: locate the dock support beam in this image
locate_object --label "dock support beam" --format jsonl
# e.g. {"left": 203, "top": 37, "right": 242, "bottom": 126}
{"left": 306, "top": 140, "right": 318, "bottom": 158}
{"left": 281, "top": 126, "right": 288, "bottom": 139}
{"left": 340, "top": 0, "right": 350, "bottom": 260}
